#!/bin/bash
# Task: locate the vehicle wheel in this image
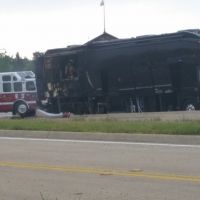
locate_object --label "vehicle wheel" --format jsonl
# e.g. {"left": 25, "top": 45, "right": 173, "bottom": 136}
{"left": 15, "top": 102, "right": 28, "bottom": 117}
{"left": 184, "top": 103, "right": 195, "bottom": 111}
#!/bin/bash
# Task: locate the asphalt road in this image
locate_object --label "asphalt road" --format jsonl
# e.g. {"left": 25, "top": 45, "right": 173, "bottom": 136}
{"left": 0, "top": 136, "right": 200, "bottom": 200}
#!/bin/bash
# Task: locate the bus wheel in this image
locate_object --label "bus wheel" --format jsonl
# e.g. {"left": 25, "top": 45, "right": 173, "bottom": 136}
{"left": 15, "top": 102, "right": 28, "bottom": 117}
{"left": 185, "top": 104, "right": 195, "bottom": 111}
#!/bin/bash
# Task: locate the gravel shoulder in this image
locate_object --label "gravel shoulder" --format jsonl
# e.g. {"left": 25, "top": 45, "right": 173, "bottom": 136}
{"left": 72, "top": 111, "right": 200, "bottom": 121}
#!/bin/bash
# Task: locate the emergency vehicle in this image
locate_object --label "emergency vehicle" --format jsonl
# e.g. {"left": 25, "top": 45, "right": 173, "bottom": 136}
{"left": 0, "top": 71, "right": 37, "bottom": 116}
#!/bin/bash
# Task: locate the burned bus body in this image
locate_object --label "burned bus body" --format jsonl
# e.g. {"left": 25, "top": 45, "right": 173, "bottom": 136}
{"left": 35, "top": 30, "right": 200, "bottom": 113}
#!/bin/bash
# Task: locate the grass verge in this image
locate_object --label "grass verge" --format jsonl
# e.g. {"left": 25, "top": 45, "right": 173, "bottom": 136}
{"left": 0, "top": 118, "right": 200, "bottom": 135}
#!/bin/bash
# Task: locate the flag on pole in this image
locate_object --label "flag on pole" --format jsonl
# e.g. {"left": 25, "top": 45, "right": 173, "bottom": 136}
{"left": 100, "top": 0, "right": 106, "bottom": 33}
{"left": 100, "top": 0, "right": 104, "bottom": 6}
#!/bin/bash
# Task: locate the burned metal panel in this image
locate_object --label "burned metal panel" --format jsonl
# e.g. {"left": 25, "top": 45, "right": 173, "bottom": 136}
{"left": 34, "top": 53, "right": 46, "bottom": 99}
{"left": 84, "top": 31, "right": 200, "bottom": 94}
{"left": 43, "top": 46, "right": 91, "bottom": 103}
{"left": 85, "top": 31, "right": 200, "bottom": 66}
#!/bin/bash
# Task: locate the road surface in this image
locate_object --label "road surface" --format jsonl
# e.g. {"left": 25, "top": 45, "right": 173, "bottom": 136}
{"left": 0, "top": 136, "right": 200, "bottom": 200}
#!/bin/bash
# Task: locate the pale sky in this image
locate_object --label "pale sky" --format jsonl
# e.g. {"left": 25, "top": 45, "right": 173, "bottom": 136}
{"left": 0, "top": 0, "right": 200, "bottom": 59}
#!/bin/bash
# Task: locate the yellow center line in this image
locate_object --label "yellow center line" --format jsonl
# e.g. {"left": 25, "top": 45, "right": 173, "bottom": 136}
{"left": 0, "top": 161, "right": 200, "bottom": 183}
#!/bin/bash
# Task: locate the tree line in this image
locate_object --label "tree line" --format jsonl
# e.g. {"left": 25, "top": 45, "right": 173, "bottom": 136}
{"left": 0, "top": 52, "right": 34, "bottom": 72}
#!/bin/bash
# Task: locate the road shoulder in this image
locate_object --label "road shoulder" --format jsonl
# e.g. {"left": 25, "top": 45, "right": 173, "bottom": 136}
{"left": 0, "top": 130, "right": 200, "bottom": 145}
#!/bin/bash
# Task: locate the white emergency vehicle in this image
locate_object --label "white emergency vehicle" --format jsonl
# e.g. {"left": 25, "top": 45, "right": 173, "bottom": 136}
{"left": 0, "top": 71, "right": 37, "bottom": 116}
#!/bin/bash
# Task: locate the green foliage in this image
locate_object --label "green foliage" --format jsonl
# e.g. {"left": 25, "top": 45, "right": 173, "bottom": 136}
{"left": 0, "top": 52, "right": 34, "bottom": 72}
{"left": 0, "top": 118, "right": 200, "bottom": 135}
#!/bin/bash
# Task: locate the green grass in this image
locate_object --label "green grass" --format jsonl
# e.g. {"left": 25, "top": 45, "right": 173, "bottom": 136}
{"left": 0, "top": 118, "right": 200, "bottom": 135}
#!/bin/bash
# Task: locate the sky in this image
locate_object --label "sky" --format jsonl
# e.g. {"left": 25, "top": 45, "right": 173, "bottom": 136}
{"left": 0, "top": 0, "right": 200, "bottom": 59}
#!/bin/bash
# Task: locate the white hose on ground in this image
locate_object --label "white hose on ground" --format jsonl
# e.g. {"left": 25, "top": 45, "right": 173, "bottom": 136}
{"left": 36, "top": 109, "right": 70, "bottom": 118}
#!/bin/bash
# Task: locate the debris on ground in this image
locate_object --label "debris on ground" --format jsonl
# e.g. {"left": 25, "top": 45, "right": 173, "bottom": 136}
{"left": 36, "top": 109, "right": 70, "bottom": 118}
{"left": 0, "top": 109, "right": 71, "bottom": 119}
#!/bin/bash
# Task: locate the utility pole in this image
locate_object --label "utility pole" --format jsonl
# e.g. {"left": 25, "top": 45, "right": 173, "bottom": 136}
{"left": 100, "top": 0, "right": 106, "bottom": 33}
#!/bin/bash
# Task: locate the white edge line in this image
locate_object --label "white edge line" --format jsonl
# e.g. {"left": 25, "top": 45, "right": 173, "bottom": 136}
{"left": 0, "top": 136, "right": 200, "bottom": 148}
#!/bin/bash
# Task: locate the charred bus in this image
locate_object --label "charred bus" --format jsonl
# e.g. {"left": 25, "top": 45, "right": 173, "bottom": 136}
{"left": 35, "top": 30, "right": 200, "bottom": 113}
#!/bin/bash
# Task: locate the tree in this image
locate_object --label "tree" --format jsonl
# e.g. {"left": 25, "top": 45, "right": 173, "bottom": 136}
{"left": 0, "top": 52, "right": 34, "bottom": 72}
{"left": 0, "top": 54, "right": 13, "bottom": 72}
{"left": 14, "top": 52, "right": 23, "bottom": 71}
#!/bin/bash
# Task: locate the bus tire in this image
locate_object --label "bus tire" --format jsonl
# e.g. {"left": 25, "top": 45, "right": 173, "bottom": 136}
{"left": 15, "top": 102, "right": 28, "bottom": 117}
{"left": 185, "top": 104, "right": 195, "bottom": 111}
{"left": 183, "top": 100, "right": 196, "bottom": 111}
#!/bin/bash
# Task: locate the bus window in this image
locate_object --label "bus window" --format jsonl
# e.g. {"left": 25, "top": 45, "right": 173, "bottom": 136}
{"left": 13, "top": 76, "right": 17, "bottom": 81}
{"left": 26, "top": 81, "right": 36, "bottom": 91}
{"left": 3, "top": 83, "right": 11, "bottom": 92}
{"left": 2, "top": 75, "right": 11, "bottom": 82}
{"left": 14, "top": 82, "right": 22, "bottom": 92}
